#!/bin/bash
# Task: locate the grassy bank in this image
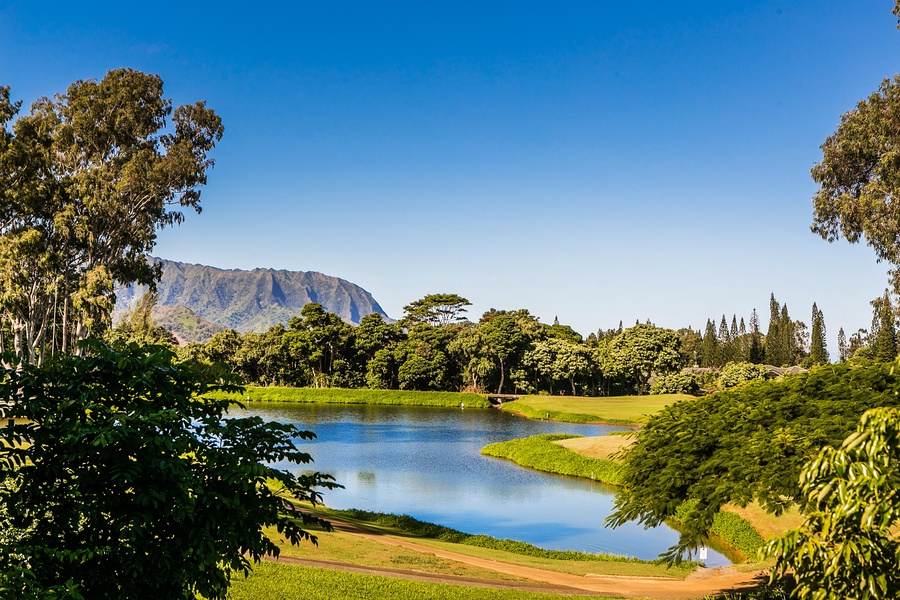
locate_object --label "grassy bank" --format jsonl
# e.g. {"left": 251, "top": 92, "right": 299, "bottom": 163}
{"left": 482, "top": 434, "right": 765, "bottom": 562}
{"left": 332, "top": 508, "right": 648, "bottom": 564}
{"left": 225, "top": 560, "right": 603, "bottom": 600}
{"left": 481, "top": 434, "right": 623, "bottom": 485}
{"left": 500, "top": 394, "right": 689, "bottom": 425}
{"left": 205, "top": 386, "right": 492, "bottom": 408}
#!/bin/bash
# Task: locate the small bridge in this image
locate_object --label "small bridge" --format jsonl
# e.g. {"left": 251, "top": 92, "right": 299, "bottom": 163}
{"left": 486, "top": 394, "right": 522, "bottom": 407}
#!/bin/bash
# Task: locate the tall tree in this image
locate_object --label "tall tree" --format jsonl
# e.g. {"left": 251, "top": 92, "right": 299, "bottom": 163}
{"left": 748, "top": 308, "right": 765, "bottom": 364}
{"left": 874, "top": 292, "right": 898, "bottom": 363}
{"left": 700, "top": 319, "right": 718, "bottom": 367}
{"left": 765, "top": 293, "right": 784, "bottom": 366}
{"left": 809, "top": 302, "right": 829, "bottom": 366}
{"left": 837, "top": 327, "right": 849, "bottom": 363}
{"left": 605, "top": 323, "right": 681, "bottom": 395}
{"left": 400, "top": 293, "right": 471, "bottom": 327}
{"left": 0, "top": 70, "right": 223, "bottom": 363}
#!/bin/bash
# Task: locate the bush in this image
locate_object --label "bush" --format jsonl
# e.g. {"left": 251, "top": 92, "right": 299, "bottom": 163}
{"left": 718, "top": 362, "right": 768, "bottom": 388}
{"left": 650, "top": 372, "right": 700, "bottom": 395}
{"left": 0, "top": 343, "right": 338, "bottom": 599}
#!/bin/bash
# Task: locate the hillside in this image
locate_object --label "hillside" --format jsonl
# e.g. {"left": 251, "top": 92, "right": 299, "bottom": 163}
{"left": 115, "top": 258, "right": 390, "bottom": 339}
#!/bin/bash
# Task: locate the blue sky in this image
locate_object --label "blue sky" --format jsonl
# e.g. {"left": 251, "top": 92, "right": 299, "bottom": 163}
{"left": 2, "top": 1, "right": 897, "bottom": 349}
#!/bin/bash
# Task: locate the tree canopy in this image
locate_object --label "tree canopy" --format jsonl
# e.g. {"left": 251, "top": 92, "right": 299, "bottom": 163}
{"left": 0, "top": 69, "right": 222, "bottom": 364}
{"left": 608, "top": 361, "right": 900, "bottom": 561}
{"left": 767, "top": 407, "right": 900, "bottom": 599}
{"left": 0, "top": 343, "right": 337, "bottom": 599}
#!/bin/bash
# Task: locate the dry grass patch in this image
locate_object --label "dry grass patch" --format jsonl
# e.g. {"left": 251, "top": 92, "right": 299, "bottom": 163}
{"left": 721, "top": 503, "right": 803, "bottom": 541}
{"left": 553, "top": 435, "right": 634, "bottom": 462}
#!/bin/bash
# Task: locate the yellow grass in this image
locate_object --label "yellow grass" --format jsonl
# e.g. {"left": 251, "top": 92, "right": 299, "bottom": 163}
{"left": 553, "top": 435, "right": 634, "bottom": 462}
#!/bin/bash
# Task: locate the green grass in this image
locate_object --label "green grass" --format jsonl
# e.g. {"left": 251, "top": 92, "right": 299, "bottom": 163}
{"left": 225, "top": 561, "right": 606, "bottom": 599}
{"left": 673, "top": 500, "right": 766, "bottom": 561}
{"left": 204, "top": 386, "right": 492, "bottom": 408}
{"left": 500, "top": 394, "right": 688, "bottom": 425}
{"left": 331, "top": 508, "right": 649, "bottom": 564}
{"left": 481, "top": 434, "right": 623, "bottom": 485}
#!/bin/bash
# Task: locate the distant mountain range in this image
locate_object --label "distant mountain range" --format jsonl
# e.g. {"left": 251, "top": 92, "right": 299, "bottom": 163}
{"left": 114, "top": 258, "right": 390, "bottom": 344}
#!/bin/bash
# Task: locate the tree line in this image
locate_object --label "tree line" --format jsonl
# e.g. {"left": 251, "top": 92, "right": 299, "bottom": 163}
{"left": 111, "top": 289, "right": 899, "bottom": 396}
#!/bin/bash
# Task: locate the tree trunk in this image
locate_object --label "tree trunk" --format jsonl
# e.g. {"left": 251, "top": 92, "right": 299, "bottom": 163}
{"left": 496, "top": 357, "right": 505, "bottom": 395}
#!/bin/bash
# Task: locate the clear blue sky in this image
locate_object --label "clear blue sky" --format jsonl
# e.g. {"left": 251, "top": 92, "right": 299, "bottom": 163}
{"left": 2, "top": 1, "right": 897, "bottom": 350}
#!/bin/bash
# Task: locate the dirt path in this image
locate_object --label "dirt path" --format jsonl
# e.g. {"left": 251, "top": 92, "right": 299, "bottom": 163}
{"left": 273, "top": 518, "right": 768, "bottom": 599}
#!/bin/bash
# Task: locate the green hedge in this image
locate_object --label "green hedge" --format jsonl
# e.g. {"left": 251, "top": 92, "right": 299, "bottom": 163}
{"left": 333, "top": 508, "right": 651, "bottom": 563}
{"left": 480, "top": 434, "right": 622, "bottom": 485}
{"left": 204, "top": 386, "right": 491, "bottom": 408}
{"left": 674, "top": 500, "right": 765, "bottom": 560}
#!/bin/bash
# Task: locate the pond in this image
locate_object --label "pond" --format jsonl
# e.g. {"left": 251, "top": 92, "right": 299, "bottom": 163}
{"left": 236, "top": 402, "right": 730, "bottom": 566}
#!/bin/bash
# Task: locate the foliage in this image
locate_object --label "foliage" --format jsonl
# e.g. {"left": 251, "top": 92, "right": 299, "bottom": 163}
{"left": 873, "top": 291, "right": 898, "bottom": 362}
{"left": 481, "top": 434, "right": 623, "bottom": 485}
{"left": 400, "top": 293, "right": 471, "bottom": 327}
{"left": 0, "top": 69, "right": 222, "bottom": 363}
{"left": 204, "top": 386, "right": 491, "bottom": 408}
{"left": 605, "top": 323, "right": 682, "bottom": 394}
{"left": 808, "top": 303, "right": 829, "bottom": 366}
{"left": 810, "top": 73, "right": 900, "bottom": 293}
{"left": 105, "top": 291, "right": 177, "bottom": 348}
{"left": 718, "top": 362, "right": 768, "bottom": 389}
{"left": 0, "top": 342, "right": 338, "bottom": 599}
{"left": 766, "top": 407, "right": 900, "bottom": 599}
{"left": 224, "top": 560, "right": 595, "bottom": 600}
{"left": 650, "top": 371, "right": 699, "bottom": 395}
{"left": 672, "top": 501, "right": 765, "bottom": 560}
{"left": 607, "top": 361, "right": 900, "bottom": 563}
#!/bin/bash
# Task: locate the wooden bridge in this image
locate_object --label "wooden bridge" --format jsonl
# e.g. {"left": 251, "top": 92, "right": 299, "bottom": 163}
{"left": 486, "top": 394, "right": 522, "bottom": 406}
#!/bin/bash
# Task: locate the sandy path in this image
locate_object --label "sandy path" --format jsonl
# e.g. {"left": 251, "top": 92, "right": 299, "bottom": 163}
{"left": 269, "top": 519, "right": 768, "bottom": 599}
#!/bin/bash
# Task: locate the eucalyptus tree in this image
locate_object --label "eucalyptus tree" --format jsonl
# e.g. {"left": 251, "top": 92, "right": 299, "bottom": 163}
{"left": 0, "top": 69, "right": 223, "bottom": 364}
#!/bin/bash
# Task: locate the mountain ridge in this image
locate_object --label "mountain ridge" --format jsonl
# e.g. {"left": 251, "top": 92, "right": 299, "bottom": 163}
{"left": 115, "top": 258, "right": 390, "bottom": 342}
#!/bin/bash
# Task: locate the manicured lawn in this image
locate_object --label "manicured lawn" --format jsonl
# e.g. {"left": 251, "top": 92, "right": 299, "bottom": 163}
{"left": 501, "top": 394, "right": 690, "bottom": 424}
{"left": 481, "top": 434, "right": 623, "bottom": 485}
{"left": 206, "top": 386, "right": 491, "bottom": 408}
{"left": 225, "top": 561, "right": 604, "bottom": 600}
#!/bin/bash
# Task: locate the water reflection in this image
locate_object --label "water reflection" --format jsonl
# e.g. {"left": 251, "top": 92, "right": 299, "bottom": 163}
{"left": 235, "top": 402, "right": 730, "bottom": 566}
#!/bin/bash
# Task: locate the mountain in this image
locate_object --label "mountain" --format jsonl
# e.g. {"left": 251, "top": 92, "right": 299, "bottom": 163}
{"left": 151, "top": 305, "right": 227, "bottom": 345}
{"left": 115, "top": 258, "right": 390, "bottom": 341}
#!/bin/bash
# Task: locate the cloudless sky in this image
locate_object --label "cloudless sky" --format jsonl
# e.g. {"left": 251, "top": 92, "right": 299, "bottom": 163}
{"left": 2, "top": 1, "right": 898, "bottom": 351}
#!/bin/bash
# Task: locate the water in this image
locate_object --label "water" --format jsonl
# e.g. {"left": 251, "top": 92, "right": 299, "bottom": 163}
{"left": 234, "top": 402, "right": 730, "bottom": 566}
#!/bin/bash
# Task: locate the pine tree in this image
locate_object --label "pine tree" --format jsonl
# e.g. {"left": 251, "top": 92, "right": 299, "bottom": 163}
{"left": 780, "top": 304, "right": 796, "bottom": 366}
{"left": 749, "top": 308, "right": 764, "bottom": 363}
{"left": 701, "top": 319, "right": 718, "bottom": 367}
{"left": 718, "top": 315, "right": 732, "bottom": 365}
{"left": 874, "top": 292, "right": 898, "bottom": 362}
{"left": 809, "top": 302, "right": 829, "bottom": 365}
{"left": 765, "top": 293, "right": 782, "bottom": 366}
{"left": 837, "top": 327, "right": 848, "bottom": 363}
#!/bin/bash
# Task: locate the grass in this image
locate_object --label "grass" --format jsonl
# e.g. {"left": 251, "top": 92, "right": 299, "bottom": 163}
{"left": 481, "top": 434, "right": 624, "bottom": 485}
{"left": 225, "top": 560, "right": 610, "bottom": 600}
{"left": 329, "top": 508, "right": 649, "bottom": 563}
{"left": 553, "top": 434, "right": 634, "bottom": 461}
{"left": 205, "top": 386, "right": 492, "bottom": 408}
{"left": 500, "top": 394, "right": 689, "bottom": 425}
{"left": 261, "top": 524, "right": 523, "bottom": 581}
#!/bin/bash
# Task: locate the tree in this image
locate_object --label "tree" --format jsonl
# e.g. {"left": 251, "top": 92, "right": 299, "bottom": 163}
{"left": 400, "top": 293, "right": 471, "bottom": 327}
{"left": 808, "top": 302, "right": 829, "bottom": 366}
{"left": 607, "top": 361, "right": 900, "bottom": 563}
{"left": 767, "top": 407, "right": 900, "bottom": 599}
{"left": 0, "top": 70, "right": 223, "bottom": 363}
{"left": 479, "top": 310, "right": 534, "bottom": 394}
{"left": 104, "top": 291, "right": 176, "bottom": 348}
{"left": 606, "top": 323, "right": 681, "bottom": 395}
{"left": 873, "top": 292, "right": 898, "bottom": 362}
{"left": 0, "top": 343, "right": 337, "bottom": 599}
{"left": 838, "top": 327, "right": 849, "bottom": 363}
{"left": 748, "top": 308, "right": 765, "bottom": 364}
{"left": 283, "top": 303, "right": 352, "bottom": 388}
{"left": 700, "top": 319, "right": 718, "bottom": 367}
{"left": 765, "top": 294, "right": 784, "bottom": 366}
{"left": 810, "top": 74, "right": 900, "bottom": 294}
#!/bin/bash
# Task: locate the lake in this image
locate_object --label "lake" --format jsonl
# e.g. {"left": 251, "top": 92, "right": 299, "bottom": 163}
{"left": 236, "top": 402, "right": 730, "bottom": 566}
